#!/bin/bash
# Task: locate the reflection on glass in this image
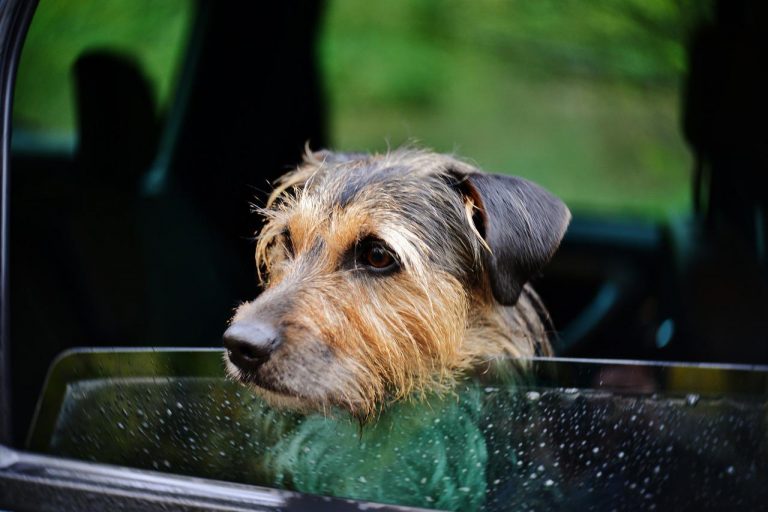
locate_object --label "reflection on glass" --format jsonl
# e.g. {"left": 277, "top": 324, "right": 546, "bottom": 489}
{"left": 30, "top": 350, "right": 768, "bottom": 511}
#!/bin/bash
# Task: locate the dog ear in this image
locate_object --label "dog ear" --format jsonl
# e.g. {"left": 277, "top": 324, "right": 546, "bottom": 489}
{"left": 451, "top": 170, "right": 571, "bottom": 305}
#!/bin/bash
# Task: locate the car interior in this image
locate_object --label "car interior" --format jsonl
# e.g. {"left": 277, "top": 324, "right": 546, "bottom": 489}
{"left": 1, "top": 0, "right": 766, "bottom": 510}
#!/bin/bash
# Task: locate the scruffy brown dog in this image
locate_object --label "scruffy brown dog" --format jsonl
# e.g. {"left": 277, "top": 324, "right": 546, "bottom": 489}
{"left": 224, "top": 148, "right": 570, "bottom": 420}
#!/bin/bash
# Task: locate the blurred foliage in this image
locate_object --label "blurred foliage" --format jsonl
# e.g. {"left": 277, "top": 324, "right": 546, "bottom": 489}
{"left": 320, "top": 0, "right": 712, "bottom": 217}
{"left": 11, "top": 0, "right": 710, "bottom": 217}
{"left": 13, "top": 0, "right": 193, "bottom": 135}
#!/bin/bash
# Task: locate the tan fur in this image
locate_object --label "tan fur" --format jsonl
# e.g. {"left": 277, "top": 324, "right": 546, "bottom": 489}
{"left": 226, "top": 148, "right": 557, "bottom": 421}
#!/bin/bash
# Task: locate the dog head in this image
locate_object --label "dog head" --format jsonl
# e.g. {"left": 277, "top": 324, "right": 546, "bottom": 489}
{"left": 224, "top": 148, "right": 570, "bottom": 418}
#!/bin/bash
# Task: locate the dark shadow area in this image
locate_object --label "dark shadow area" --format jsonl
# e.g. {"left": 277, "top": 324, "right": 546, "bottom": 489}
{"left": 9, "top": 0, "right": 326, "bottom": 445}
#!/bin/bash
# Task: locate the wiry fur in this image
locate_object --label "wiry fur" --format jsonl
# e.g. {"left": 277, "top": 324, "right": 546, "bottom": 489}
{"left": 225, "top": 148, "right": 567, "bottom": 421}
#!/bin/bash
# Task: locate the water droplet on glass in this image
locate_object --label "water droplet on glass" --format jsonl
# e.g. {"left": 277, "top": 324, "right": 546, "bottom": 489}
{"left": 116, "top": 422, "right": 125, "bottom": 430}
{"left": 526, "top": 391, "right": 541, "bottom": 401}
{"left": 544, "top": 479, "right": 555, "bottom": 487}
{"left": 726, "top": 466, "right": 735, "bottom": 475}
{"left": 618, "top": 451, "right": 625, "bottom": 458}
{"left": 358, "top": 476, "right": 367, "bottom": 483}
{"left": 593, "top": 447, "right": 600, "bottom": 454}
{"left": 655, "top": 318, "right": 674, "bottom": 348}
{"left": 175, "top": 401, "right": 183, "bottom": 410}
{"left": 686, "top": 394, "right": 700, "bottom": 406}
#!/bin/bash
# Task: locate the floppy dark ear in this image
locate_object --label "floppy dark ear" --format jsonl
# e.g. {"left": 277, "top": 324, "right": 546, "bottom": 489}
{"left": 457, "top": 171, "right": 571, "bottom": 305}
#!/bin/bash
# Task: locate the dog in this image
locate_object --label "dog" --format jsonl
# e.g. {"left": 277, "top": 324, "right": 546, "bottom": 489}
{"left": 222, "top": 147, "right": 570, "bottom": 509}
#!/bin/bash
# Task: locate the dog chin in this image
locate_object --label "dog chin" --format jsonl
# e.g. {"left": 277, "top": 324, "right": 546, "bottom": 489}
{"left": 252, "top": 383, "right": 369, "bottom": 418}
{"left": 224, "top": 359, "right": 351, "bottom": 414}
{"left": 248, "top": 386, "right": 316, "bottom": 412}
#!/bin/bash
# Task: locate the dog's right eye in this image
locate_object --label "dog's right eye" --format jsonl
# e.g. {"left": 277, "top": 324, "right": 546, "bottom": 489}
{"left": 356, "top": 238, "right": 399, "bottom": 273}
{"left": 363, "top": 245, "right": 393, "bottom": 268}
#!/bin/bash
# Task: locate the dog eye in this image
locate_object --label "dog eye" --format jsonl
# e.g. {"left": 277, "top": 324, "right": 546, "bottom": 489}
{"left": 358, "top": 240, "right": 398, "bottom": 272}
{"left": 364, "top": 246, "right": 392, "bottom": 268}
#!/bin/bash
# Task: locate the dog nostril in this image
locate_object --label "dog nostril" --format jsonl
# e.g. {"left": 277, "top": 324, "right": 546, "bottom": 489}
{"left": 224, "top": 335, "right": 273, "bottom": 369}
{"left": 235, "top": 340, "right": 267, "bottom": 361}
{"left": 223, "top": 321, "right": 280, "bottom": 371}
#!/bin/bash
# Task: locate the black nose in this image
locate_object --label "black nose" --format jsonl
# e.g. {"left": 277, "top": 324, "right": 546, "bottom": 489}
{"left": 223, "top": 321, "right": 280, "bottom": 371}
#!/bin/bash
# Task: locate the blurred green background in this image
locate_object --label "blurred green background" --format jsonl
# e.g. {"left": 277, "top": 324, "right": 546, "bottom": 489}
{"left": 14, "top": 0, "right": 708, "bottom": 217}
{"left": 13, "top": 0, "right": 192, "bottom": 142}
{"left": 321, "top": 0, "right": 709, "bottom": 217}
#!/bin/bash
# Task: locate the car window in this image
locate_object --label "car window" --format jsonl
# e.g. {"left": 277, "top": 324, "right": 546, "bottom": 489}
{"left": 6, "top": 1, "right": 764, "bottom": 510}
{"left": 320, "top": 1, "right": 710, "bottom": 218}
{"left": 12, "top": 0, "right": 194, "bottom": 152}
{"left": 30, "top": 350, "right": 768, "bottom": 511}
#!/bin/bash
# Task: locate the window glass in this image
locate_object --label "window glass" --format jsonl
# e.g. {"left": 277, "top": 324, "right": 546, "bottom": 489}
{"left": 320, "top": 1, "right": 711, "bottom": 218}
{"left": 12, "top": 0, "right": 194, "bottom": 148}
{"left": 30, "top": 350, "right": 768, "bottom": 511}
